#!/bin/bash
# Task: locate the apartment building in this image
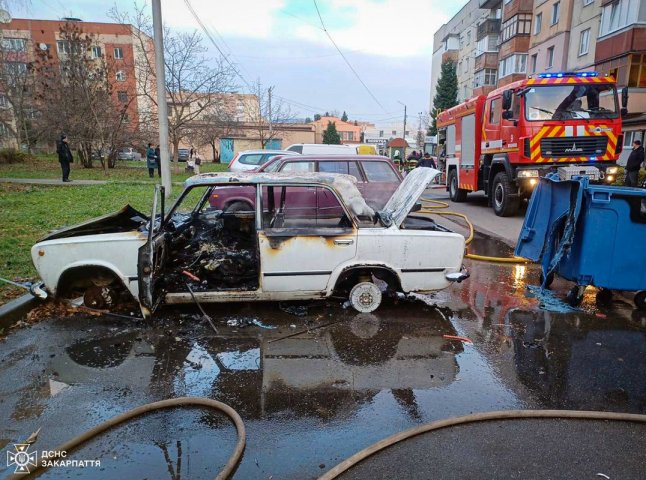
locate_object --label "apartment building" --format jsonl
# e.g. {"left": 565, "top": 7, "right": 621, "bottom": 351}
{"left": 528, "top": 0, "right": 575, "bottom": 74}
{"left": 430, "top": 0, "right": 489, "bottom": 108}
{"left": 566, "top": 0, "right": 601, "bottom": 72}
{"left": 0, "top": 18, "right": 156, "bottom": 144}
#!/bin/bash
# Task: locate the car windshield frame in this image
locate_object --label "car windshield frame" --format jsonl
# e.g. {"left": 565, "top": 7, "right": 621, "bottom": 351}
{"left": 523, "top": 84, "right": 619, "bottom": 121}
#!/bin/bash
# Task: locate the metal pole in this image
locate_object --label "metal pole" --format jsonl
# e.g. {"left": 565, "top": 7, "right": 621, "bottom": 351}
{"left": 403, "top": 105, "right": 407, "bottom": 142}
{"left": 267, "top": 86, "right": 273, "bottom": 149}
{"left": 152, "top": 0, "right": 172, "bottom": 197}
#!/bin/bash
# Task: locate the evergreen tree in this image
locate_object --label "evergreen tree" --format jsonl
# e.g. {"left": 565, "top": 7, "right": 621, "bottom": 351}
{"left": 322, "top": 121, "right": 341, "bottom": 144}
{"left": 314, "top": 113, "right": 321, "bottom": 121}
{"left": 429, "top": 60, "right": 458, "bottom": 136}
{"left": 305, "top": 117, "right": 312, "bottom": 123}
{"left": 341, "top": 110, "right": 348, "bottom": 122}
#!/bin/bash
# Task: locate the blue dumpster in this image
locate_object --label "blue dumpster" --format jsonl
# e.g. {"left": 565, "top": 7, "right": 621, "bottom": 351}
{"left": 515, "top": 174, "right": 646, "bottom": 309}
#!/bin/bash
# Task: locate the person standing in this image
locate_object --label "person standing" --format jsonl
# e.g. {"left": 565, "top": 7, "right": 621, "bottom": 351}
{"left": 154, "top": 145, "right": 161, "bottom": 178}
{"left": 625, "top": 139, "right": 644, "bottom": 187}
{"left": 56, "top": 134, "right": 73, "bottom": 182}
{"left": 146, "top": 143, "right": 157, "bottom": 178}
{"left": 193, "top": 150, "right": 202, "bottom": 174}
{"left": 418, "top": 152, "right": 437, "bottom": 169}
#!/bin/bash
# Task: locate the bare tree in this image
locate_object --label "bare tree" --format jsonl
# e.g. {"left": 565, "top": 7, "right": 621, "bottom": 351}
{"left": 32, "top": 22, "right": 136, "bottom": 168}
{"left": 111, "top": 3, "right": 237, "bottom": 170}
{"left": 0, "top": 38, "right": 37, "bottom": 151}
{"left": 186, "top": 108, "right": 239, "bottom": 162}
{"left": 245, "top": 79, "right": 294, "bottom": 149}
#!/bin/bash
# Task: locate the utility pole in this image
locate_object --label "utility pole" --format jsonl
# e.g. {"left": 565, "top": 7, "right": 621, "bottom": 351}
{"left": 267, "top": 86, "right": 273, "bottom": 149}
{"left": 152, "top": 0, "right": 171, "bottom": 197}
{"left": 398, "top": 100, "right": 407, "bottom": 141}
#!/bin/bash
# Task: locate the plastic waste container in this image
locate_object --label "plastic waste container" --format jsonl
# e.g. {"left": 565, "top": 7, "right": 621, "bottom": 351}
{"left": 515, "top": 174, "right": 646, "bottom": 309}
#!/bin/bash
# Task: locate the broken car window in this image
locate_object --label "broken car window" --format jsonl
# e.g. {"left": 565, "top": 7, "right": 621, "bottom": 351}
{"left": 362, "top": 162, "right": 399, "bottom": 182}
{"left": 318, "top": 161, "right": 362, "bottom": 181}
{"left": 280, "top": 161, "right": 315, "bottom": 173}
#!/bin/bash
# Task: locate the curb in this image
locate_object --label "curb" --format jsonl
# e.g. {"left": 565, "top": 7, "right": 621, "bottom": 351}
{"left": 0, "top": 294, "right": 39, "bottom": 330}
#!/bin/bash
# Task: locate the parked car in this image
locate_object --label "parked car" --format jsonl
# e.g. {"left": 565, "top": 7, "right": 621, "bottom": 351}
{"left": 285, "top": 143, "right": 355, "bottom": 155}
{"left": 228, "top": 149, "right": 296, "bottom": 172}
{"left": 256, "top": 155, "right": 402, "bottom": 209}
{"left": 177, "top": 148, "right": 190, "bottom": 162}
{"left": 31, "top": 168, "right": 467, "bottom": 317}
{"left": 117, "top": 147, "right": 142, "bottom": 161}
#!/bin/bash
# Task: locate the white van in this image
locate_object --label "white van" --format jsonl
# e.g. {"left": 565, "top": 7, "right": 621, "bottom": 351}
{"left": 285, "top": 143, "right": 355, "bottom": 155}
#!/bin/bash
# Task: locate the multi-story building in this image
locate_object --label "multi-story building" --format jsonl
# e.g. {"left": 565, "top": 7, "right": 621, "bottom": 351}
{"left": 0, "top": 18, "right": 156, "bottom": 138}
{"left": 473, "top": 14, "right": 501, "bottom": 97}
{"left": 430, "top": 0, "right": 489, "bottom": 109}
{"left": 594, "top": 0, "right": 646, "bottom": 161}
{"left": 528, "top": 0, "right": 575, "bottom": 74}
{"left": 566, "top": 0, "right": 601, "bottom": 72}
{"left": 310, "top": 116, "right": 363, "bottom": 144}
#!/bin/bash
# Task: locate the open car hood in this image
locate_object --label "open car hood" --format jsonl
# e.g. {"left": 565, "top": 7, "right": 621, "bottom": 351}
{"left": 38, "top": 205, "right": 149, "bottom": 241}
{"left": 377, "top": 168, "right": 440, "bottom": 227}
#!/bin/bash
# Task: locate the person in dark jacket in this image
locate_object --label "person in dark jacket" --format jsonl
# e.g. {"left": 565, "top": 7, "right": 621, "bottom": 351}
{"left": 418, "top": 152, "right": 437, "bottom": 169}
{"left": 625, "top": 139, "right": 644, "bottom": 187}
{"left": 146, "top": 143, "right": 157, "bottom": 178}
{"left": 55, "top": 134, "right": 73, "bottom": 182}
{"left": 154, "top": 145, "right": 161, "bottom": 177}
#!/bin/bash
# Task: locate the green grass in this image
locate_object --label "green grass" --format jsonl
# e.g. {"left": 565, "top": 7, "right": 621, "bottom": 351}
{"left": 0, "top": 154, "right": 228, "bottom": 182}
{"left": 0, "top": 152, "right": 229, "bottom": 303}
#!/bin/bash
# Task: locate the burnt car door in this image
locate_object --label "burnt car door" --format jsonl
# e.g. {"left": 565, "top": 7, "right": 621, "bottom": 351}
{"left": 138, "top": 185, "right": 167, "bottom": 316}
{"left": 258, "top": 184, "right": 358, "bottom": 293}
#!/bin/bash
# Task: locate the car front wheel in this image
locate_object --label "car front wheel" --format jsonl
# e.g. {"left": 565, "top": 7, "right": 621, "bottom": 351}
{"left": 349, "top": 282, "right": 382, "bottom": 313}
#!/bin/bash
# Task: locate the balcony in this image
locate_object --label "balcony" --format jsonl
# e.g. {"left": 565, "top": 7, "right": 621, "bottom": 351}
{"left": 479, "top": 0, "right": 501, "bottom": 8}
{"left": 477, "top": 19, "right": 501, "bottom": 41}
{"left": 475, "top": 52, "right": 499, "bottom": 71}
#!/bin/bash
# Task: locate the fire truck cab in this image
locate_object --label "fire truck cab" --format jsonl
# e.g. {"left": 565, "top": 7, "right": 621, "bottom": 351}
{"left": 437, "top": 72, "right": 628, "bottom": 216}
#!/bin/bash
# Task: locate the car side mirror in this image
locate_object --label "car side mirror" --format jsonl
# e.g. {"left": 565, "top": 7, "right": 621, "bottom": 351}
{"left": 621, "top": 87, "right": 629, "bottom": 109}
{"left": 502, "top": 89, "right": 512, "bottom": 111}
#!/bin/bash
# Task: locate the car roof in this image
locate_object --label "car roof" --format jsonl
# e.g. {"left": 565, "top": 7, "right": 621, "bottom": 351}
{"left": 237, "top": 149, "right": 294, "bottom": 155}
{"left": 278, "top": 154, "right": 391, "bottom": 161}
{"left": 184, "top": 172, "right": 375, "bottom": 219}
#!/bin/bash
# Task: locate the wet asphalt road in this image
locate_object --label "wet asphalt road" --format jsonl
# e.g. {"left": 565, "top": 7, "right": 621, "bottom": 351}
{"left": 1, "top": 235, "right": 645, "bottom": 479}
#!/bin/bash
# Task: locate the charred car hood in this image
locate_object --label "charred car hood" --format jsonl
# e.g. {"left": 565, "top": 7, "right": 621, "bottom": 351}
{"left": 377, "top": 168, "right": 440, "bottom": 227}
{"left": 38, "top": 205, "right": 149, "bottom": 241}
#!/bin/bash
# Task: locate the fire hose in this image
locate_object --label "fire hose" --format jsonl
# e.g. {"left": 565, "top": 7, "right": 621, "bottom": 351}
{"left": 419, "top": 198, "right": 530, "bottom": 264}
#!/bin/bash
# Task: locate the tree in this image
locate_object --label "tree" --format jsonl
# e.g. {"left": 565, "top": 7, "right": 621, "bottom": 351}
{"left": 245, "top": 79, "right": 294, "bottom": 149}
{"left": 429, "top": 60, "right": 457, "bottom": 136}
{"left": 313, "top": 113, "right": 321, "bottom": 121}
{"left": 110, "top": 4, "right": 236, "bottom": 169}
{"left": 33, "top": 21, "right": 136, "bottom": 168}
{"left": 322, "top": 121, "right": 341, "bottom": 144}
{"left": 0, "top": 43, "right": 38, "bottom": 152}
{"left": 186, "top": 108, "right": 238, "bottom": 162}
{"left": 304, "top": 116, "right": 312, "bottom": 123}
{"left": 341, "top": 111, "right": 348, "bottom": 122}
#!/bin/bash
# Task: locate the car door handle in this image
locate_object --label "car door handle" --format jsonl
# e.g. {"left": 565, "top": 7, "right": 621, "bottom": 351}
{"left": 334, "top": 239, "right": 354, "bottom": 246}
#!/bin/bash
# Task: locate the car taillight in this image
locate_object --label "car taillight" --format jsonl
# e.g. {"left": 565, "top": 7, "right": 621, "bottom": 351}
{"left": 616, "top": 134, "right": 623, "bottom": 155}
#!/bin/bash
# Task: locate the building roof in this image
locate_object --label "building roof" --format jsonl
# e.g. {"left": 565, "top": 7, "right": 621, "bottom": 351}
{"left": 387, "top": 138, "right": 409, "bottom": 148}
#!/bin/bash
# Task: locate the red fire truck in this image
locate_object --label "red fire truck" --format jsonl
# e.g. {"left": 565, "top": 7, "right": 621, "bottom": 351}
{"left": 436, "top": 72, "right": 628, "bottom": 216}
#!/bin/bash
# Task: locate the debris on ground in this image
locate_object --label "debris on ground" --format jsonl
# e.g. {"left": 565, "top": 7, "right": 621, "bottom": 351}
{"left": 279, "top": 303, "right": 309, "bottom": 317}
{"left": 442, "top": 334, "right": 473, "bottom": 344}
{"left": 226, "top": 317, "right": 276, "bottom": 329}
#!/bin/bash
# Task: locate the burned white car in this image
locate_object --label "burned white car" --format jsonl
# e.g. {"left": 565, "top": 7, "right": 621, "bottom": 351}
{"left": 31, "top": 168, "right": 468, "bottom": 316}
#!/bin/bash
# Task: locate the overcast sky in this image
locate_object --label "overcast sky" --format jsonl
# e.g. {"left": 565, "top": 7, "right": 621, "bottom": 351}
{"left": 13, "top": 0, "right": 465, "bottom": 128}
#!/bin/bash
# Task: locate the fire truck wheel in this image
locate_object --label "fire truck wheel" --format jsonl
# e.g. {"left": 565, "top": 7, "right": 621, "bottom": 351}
{"left": 492, "top": 172, "right": 520, "bottom": 217}
{"left": 448, "top": 170, "right": 467, "bottom": 202}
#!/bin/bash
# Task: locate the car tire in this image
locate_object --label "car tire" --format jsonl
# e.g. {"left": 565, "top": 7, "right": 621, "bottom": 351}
{"left": 349, "top": 282, "right": 382, "bottom": 313}
{"left": 492, "top": 172, "right": 520, "bottom": 217}
{"left": 225, "top": 201, "right": 252, "bottom": 213}
{"left": 448, "top": 170, "right": 468, "bottom": 202}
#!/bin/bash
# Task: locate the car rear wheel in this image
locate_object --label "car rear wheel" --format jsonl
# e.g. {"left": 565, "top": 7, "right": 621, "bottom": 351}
{"left": 448, "top": 170, "right": 467, "bottom": 202}
{"left": 492, "top": 172, "right": 520, "bottom": 217}
{"left": 349, "top": 282, "right": 382, "bottom": 313}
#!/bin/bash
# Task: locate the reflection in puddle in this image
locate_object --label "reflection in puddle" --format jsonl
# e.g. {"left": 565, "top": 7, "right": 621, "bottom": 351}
{"left": 217, "top": 347, "right": 260, "bottom": 370}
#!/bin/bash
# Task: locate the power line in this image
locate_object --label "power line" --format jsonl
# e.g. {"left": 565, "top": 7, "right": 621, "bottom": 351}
{"left": 312, "top": 0, "right": 387, "bottom": 113}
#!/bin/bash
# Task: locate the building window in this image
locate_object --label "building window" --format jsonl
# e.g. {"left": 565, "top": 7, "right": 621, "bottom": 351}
{"left": 392, "top": 130, "right": 396, "bottom": 135}
{"left": 474, "top": 68, "right": 498, "bottom": 87}
{"left": 583, "top": 0, "right": 594, "bottom": 5}
{"left": 379, "top": 130, "right": 383, "bottom": 137}
{"left": 475, "top": 34, "right": 499, "bottom": 56}
{"left": 498, "top": 54, "right": 528, "bottom": 77}
{"left": 600, "top": 0, "right": 639, "bottom": 37}
{"left": 578, "top": 29, "right": 590, "bottom": 56}
{"left": 4, "top": 62, "right": 27, "bottom": 76}
{"left": 0, "top": 123, "right": 8, "bottom": 137}
{"left": 501, "top": 14, "right": 532, "bottom": 42}
{"left": 534, "top": 13, "right": 542, "bottom": 34}
{"left": 91, "top": 46, "right": 102, "bottom": 58}
{"left": 628, "top": 53, "right": 646, "bottom": 88}
{"left": 551, "top": 2, "right": 560, "bottom": 25}
{"left": 547, "top": 46, "right": 555, "bottom": 68}
{"left": 115, "top": 70, "right": 126, "bottom": 81}
{"left": 114, "top": 47, "right": 123, "bottom": 59}
{"left": 1, "top": 38, "right": 27, "bottom": 52}
{"left": 489, "top": 99, "right": 500, "bottom": 124}
{"left": 467, "top": 30, "right": 471, "bottom": 45}
{"left": 0, "top": 94, "right": 7, "bottom": 108}
{"left": 531, "top": 54, "right": 538, "bottom": 73}
{"left": 117, "top": 91, "right": 128, "bottom": 103}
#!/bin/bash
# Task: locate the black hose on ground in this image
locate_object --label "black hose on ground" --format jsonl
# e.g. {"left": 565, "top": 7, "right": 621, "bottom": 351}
{"left": 8, "top": 397, "right": 245, "bottom": 480}
{"left": 318, "top": 409, "right": 646, "bottom": 480}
